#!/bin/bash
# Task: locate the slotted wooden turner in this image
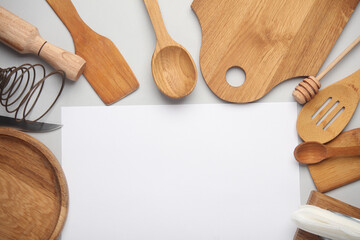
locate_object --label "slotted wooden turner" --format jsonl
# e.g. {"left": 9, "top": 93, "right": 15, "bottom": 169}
{"left": 46, "top": 0, "right": 139, "bottom": 105}
{"left": 297, "top": 69, "right": 360, "bottom": 143}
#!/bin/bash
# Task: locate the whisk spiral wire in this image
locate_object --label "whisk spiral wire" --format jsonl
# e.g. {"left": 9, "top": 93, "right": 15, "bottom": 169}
{"left": 0, "top": 63, "right": 65, "bottom": 122}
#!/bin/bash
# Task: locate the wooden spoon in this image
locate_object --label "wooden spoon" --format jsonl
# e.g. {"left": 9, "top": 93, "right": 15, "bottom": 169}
{"left": 144, "top": 0, "right": 197, "bottom": 99}
{"left": 294, "top": 141, "right": 360, "bottom": 164}
{"left": 297, "top": 69, "right": 360, "bottom": 143}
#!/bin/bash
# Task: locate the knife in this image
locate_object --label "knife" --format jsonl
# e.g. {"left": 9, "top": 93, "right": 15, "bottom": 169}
{"left": 0, "top": 116, "right": 62, "bottom": 132}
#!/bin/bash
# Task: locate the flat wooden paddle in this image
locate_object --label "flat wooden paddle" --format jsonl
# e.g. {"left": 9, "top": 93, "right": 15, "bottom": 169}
{"left": 297, "top": 69, "right": 360, "bottom": 143}
{"left": 192, "top": 0, "right": 359, "bottom": 103}
{"left": 308, "top": 128, "right": 360, "bottom": 193}
{"left": 46, "top": 0, "right": 139, "bottom": 105}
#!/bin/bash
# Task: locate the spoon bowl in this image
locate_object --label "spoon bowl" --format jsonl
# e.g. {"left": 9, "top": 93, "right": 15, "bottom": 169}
{"left": 145, "top": 0, "right": 197, "bottom": 99}
{"left": 294, "top": 142, "right": 327, "bottom": 164}
{"left": 294, "top": 141, "right": 360, "bottom": 164}
{"left": 152, "top": 45, "right": 197, "bottom": 98}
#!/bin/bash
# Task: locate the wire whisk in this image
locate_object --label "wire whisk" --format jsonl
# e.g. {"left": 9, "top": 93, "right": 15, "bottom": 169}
{"left": 0, "top": 63, "right": 65, "bottom": 122}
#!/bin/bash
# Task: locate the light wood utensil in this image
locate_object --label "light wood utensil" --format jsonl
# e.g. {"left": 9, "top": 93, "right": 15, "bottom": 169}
{"left": 294, "top": 191, "right": 360, "bottom": 240}
{"left": 191, "top": 0, "right": 358, "bottom": 103}
{"left": 0, "top": 127, "right": 68, "bottom": 240}
{"left": 294, "top": 141, "right": 360, "bottom": 164}
{"left": 0, "top": 6, "right": 85, "bottom": 81}
{"left": 144, "top": 0, "right": 197, "bottom": 99}
{"left": 297, "top": 69, "right": 360, "bottom": 143}
{"left": 293, "top": 35, "right": 360, "bottom": 104}
{"left": 308, "top": 128, "right": 360, "bottom": 193}
{"left": 46, "top": 0, "right": 139, "bottom": 105}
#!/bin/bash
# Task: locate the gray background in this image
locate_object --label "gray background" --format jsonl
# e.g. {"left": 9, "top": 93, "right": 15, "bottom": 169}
{"left": 1, "top": 0, "right": 359, "bottom": 223}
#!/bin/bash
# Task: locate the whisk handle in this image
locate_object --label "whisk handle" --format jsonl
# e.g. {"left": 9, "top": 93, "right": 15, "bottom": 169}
{"left": 0, "top": 6, "right": 85, "bottom": 81}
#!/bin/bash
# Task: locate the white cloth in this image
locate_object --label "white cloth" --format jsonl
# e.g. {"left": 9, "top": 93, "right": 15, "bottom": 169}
{"left": 292, "top": 205, "right": 360, "bottom": 240}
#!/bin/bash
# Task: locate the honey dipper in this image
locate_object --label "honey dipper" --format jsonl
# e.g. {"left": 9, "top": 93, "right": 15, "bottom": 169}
{"left": 293, "top": 35, "right": 360, "bottom": 104}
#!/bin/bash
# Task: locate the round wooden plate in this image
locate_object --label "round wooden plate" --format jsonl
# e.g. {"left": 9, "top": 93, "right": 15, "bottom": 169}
{"left": 0, "top": 128, "right": 68, "bottom": 240}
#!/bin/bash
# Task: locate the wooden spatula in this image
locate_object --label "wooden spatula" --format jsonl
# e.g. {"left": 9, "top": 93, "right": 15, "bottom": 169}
{"left": 297, "top": 69, "right": 360, "bottom": 143}
{"left": 46, "top": 0, "right": 139, "bottom": 105}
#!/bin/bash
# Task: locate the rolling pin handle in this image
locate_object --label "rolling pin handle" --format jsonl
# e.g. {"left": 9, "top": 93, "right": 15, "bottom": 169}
{"left": 37, "top": 41, "right": 48, "bottom": 56}
{"left": 38, "top": 41, "right": 86, "bottom": 81}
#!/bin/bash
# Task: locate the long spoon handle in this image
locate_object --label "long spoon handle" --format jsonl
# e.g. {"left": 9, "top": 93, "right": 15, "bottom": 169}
{"left": 327, "top": 146, "right": 360, "bottom": 159}
{"left": 144, "top": 0, "right": 172, "bottom": 45}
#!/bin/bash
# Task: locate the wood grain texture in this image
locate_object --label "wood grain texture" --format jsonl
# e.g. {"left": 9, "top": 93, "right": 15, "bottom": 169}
{"left": 46, "top": 0, "right": 139, "bottom": 105}
{"left": 297, "top": 69, "right": 360, "bottom": 143}
{"left": 294, "top": 141, "right": 360, "bottom": 164}
{"left": 144, "top": 0, "right": 197, "bottom": 99}
{"left": 294, "top": 191, "right": 360, "bottom": 239}
{"left": 0, "top": 128, "right": 68, "bottom": 240}
{"left": 0, "top": 6, "right": 85, "bottom": 81}
{"left": 191, "top": 0, "right": 359, "bottom": 103}
{"left": 308, "top": 128, "right": 360, "bottom": 193}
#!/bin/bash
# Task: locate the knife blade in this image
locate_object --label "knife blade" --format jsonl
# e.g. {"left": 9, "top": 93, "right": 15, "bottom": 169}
{"left": 0, "top": 116, "right": 62, "bottom": 132}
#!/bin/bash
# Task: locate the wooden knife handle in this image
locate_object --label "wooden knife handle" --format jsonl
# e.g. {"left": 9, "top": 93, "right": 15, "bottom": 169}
{"left": 46, "top": 0, "right": 89, "bottom": 37}
{"left": 0, "top": 6, "right": 85, "bottom": 81}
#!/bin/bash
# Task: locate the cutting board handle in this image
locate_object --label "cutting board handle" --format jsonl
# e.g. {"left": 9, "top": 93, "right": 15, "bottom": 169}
{"left": 144, "top": 0, "right": 172, "bottom": 46}
{"left": 46, "top": 0, "right": 89, "bottom": 37}
{"left": 0, "top": 6, "right": 85, "bottom": 81}
{"left": 209, "top": 65, "right": 253, "bottom": 103}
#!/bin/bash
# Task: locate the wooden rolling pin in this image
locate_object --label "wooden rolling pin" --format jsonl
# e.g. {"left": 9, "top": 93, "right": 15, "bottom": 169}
{"left": 0, "top": 6, "right": 85, "bottom": 81}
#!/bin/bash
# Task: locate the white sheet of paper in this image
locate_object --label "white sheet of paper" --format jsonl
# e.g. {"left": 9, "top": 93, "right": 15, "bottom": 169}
{"left": 61, "top": 103, "right": 300, "bottom": 239}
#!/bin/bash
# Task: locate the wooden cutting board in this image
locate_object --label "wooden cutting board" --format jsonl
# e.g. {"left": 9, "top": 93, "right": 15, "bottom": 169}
{"left": 191, "top": 0, "right": 359, "bottom": 103}
{"left": 0, "top": 128, "right": 68, "bottom": 240}
{"left": 308, "top": 128, "right": 360, "bottom": 193}
{"left": 294, "top": 191, "right": 360, "bottom": 240}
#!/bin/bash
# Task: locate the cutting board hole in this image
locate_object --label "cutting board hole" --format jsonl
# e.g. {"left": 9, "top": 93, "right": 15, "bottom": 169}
{"left": 226, "top": 67, "right": 246, "bottom": 87}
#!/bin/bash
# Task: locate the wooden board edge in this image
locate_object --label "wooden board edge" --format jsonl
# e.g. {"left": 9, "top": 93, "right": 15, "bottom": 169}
{"left": 0, "top": 127, "right": 69, "bottom": 239}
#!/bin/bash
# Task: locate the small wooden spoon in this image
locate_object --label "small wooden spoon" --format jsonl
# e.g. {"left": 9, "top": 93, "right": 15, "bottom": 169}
{"left": 294, "top": 141, "right": 360, "bottom": 164}
{"left": 144, "top": 0, "right": 197, "bottom": 99}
